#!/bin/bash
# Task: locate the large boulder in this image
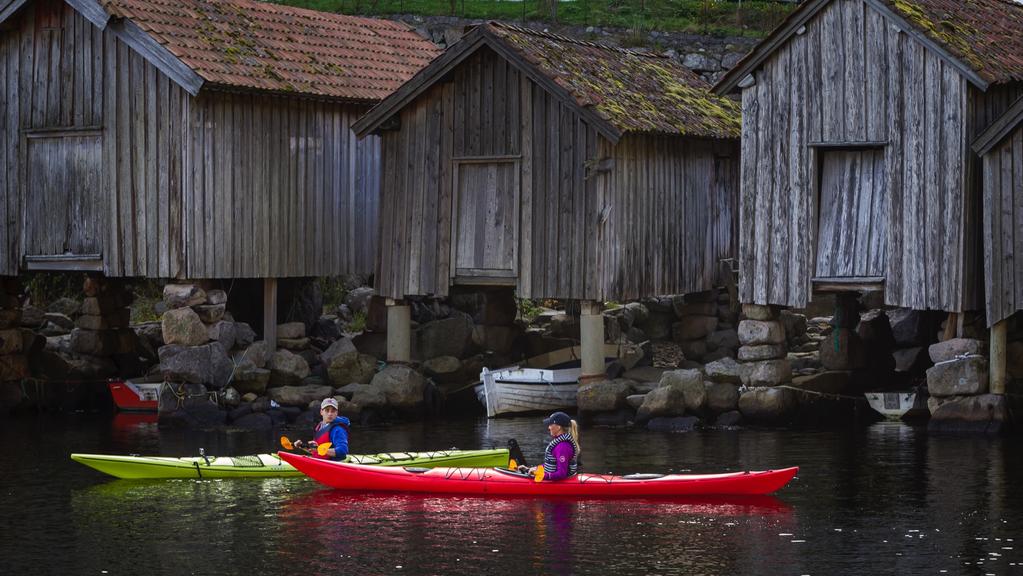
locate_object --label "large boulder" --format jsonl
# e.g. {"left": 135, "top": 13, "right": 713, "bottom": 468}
{"left": 705, "top": 357, "right": 743, "bottom": 384}
{"left": 706, "top": 328, "right": 740, "bottom": 352}
{"left": 789, "top": 371, "right": 851, "bottom": 395}
{"left": 348, "top": 383, "right": 388, "bottom": 409}
{"left": 738, "top": 319, "right": 786, "bottom": 346}
{"left": 277, "top": 322, "right": 306, "bottom": 340}
{"left": 738, "top": 344, "right": 786, "bottom": 362}
{"left": 328, "top": 353, "right": 377, "bottom": 386}
{"left": 345, "top": 287, "right": 376, "bottom": 315}
{"left": 893, "top": 346, "right": 929, "bottom": 373}
{"left": 706, "top": 381, "right": 739, "bottom": 413}
{"left": 230, "top": 365, "right": 271, "bottom": 396}
{"left": 234, "top": 322, "right": 256, "bottom": 349}
{"left": 819, "top": 328, "right": 866, "bottom": 370}
{"left": 577, "top": 378, "right": 635, "bottom": 412}
{"left": 927, "top": 394, "right": 1009, "bottom": 434}
{"left": 928, "top": 338, "right": 985, "bottom": 364}
{"left": 636, "top": 383, "right": 687, "bottom": 421}
{"left": 239, "top": 340, "right": 270, "bottom": 369}
{"left": 738, "top": 387, "right": 797, "bottom": 424}
{"left": 672, "top": 299, "right": 717, "bottom": 317}
{"left": 636, "top": 312, "right": 672, "bottom": 340}
{"left": 659, "top": 368, "right": 703, "bottom": 389}
{"left": 134, "top": 321, "right": 164, "bottom": 349}
{"left": 207, "top": 321, "right": 236, "bottom": 351}
{"left": 163, "top": 284, "right": 207, "bottom": 309}
{"left": 320, "top": 337, "right": 358, "bottom": 368}
{"left": 888, "top": 308, "right": 931, "bottom": 347}
{"left": 46, "top": 297, "right": 81, "bottom": 317}
{"left": 267, "top": 384, "right": 334, "bottom": 407}
{"left": 371, "top": 365, "right": 429, "bottom": 411}
{"left": 422, "top": 356, "right": 462, "bottom": 384}
{"left": 672, "top": 316, "right": 718, "bottom": 341}
{"left": 416, "top": 311, "right": 474, "bottom": 360}
{"left": 269, "top": 349, "right": 310, "bottom": 387}
{"left": 742, "top": 304, "right": 780, "bottom": 321}
{"left": 161, "top": 307, "right": 209, "bottom": 347}
{"left": 746, "top": 359, "right": 792, "bottom": 387}
{"left": 194, "top": 304, "right": 226, "bottom": 324}
{"left": 158, "top": 342, "right": 233, "bottom": 388}
{"left": 926, "top": 355, "right": 988, "bottom": 397}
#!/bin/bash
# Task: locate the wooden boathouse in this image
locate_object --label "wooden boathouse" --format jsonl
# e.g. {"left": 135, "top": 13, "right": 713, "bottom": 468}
{"left": 0, "top": 0, "right": 438, "bottom": 342}
{"left": 713, "top": 0, "right": 1023, "bottom": 392}
{"left": 354, "top": 21, "right": 741, "bottom": 378}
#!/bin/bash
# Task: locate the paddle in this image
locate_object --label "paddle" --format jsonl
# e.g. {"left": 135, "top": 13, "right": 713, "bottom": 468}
{"left": 280, "top": 436, "right": 333, "bottom": 456}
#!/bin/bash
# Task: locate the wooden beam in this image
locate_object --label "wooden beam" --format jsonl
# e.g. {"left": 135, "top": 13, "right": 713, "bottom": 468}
{"left": 66, "top": 0, "right": 111, "bottom": 29}
{"left": 263, "top": 278, "right": 278, "bottom": 352}
{"left": 990, "top": 319, "right": 1007, "bottom": 395}
{"left": 108, "top": 18, "right": 204, "bottom": 96}
{"left": 0, "top": 0, "right": 29, "bottom": 27}
{"left": 23, "top": 255, "right": 103, "bottom": 272}
{"left": 807, "top": 141, "right": 888, "bottom": 149}
{"left": 973, "top": 95, "right": 1023, "bottom": 156}
{"left": 812, "top": 276, "right": 884, "bottom": 293}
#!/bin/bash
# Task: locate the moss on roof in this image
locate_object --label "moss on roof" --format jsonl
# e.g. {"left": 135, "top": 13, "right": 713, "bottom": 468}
{"left": 488, "top": 22, "right": 740, "bottom": 138}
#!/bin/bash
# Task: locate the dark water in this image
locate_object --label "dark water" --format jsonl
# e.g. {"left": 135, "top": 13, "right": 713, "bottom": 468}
{"left": 1, "top": 414, "right": 1020, "bottom": 575}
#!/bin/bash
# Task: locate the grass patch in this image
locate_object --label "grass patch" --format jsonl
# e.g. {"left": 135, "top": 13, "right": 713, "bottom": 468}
{"left": 273, "top": 1, "right": 795, "bottom": 37}
{"left": 347, "top": 310, "right": 367, "bottom": 333}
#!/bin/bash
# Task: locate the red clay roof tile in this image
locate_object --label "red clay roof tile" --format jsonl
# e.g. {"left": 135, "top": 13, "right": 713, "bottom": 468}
{"left": 101, "top": 0, "right": 440, "bottom": 101}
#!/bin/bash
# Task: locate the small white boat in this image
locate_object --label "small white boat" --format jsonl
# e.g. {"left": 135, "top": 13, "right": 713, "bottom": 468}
{"left": 474, "top": 344, "right": 642, "bottom": 417}
{"left": 864, "top": 391, "right": 929, "bottom": 420}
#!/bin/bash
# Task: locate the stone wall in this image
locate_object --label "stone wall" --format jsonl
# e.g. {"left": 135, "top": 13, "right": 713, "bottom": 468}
{"left": 392, "top": 14, "right": 758, "bottom": 85}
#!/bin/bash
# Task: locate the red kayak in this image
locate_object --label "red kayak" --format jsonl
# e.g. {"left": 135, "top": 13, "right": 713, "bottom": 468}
{"left": 278, "top": 452, "right": 798, "bottom": 497}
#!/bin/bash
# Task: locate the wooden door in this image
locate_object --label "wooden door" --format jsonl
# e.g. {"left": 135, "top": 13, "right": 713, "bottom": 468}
{"left": 453, "top": 159, "right": 519, "bottom": 280}
{"left": 815, "top": 149, "right": 887, "bottom": 278}
{"left": 23, "top": 131, "right": 103, "bottom": 258}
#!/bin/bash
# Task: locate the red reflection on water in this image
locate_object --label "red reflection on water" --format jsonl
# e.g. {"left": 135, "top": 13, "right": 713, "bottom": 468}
{"left": 111, "top": 412, "right": 158, "bottom": 430}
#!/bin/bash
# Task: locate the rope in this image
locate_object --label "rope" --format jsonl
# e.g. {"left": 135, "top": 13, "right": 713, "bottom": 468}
{"left": 773, "top": 384, "right": 864, "bottom": 401}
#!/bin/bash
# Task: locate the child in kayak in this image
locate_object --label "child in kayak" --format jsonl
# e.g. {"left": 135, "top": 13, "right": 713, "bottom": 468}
{"left": 526, "top": 411, "right": 580, "bottom": 481}
{"left": 295, "top": 398, "right": 350, "bottom": 461}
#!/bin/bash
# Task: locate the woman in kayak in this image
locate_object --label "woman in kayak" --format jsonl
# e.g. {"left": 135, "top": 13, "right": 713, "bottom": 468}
{"left": 295, "top": 398, "right": 350, "bottom": 461}
{"left": 527, "top": 411, "right": 580, "bottom": 481}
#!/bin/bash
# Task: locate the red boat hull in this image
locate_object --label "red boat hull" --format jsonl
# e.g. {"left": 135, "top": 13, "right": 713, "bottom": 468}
{"left": 278, "top": 452, "right": 798, "bottom": 497}
{"left": 108, "top": 380, "right": 159, "bottom": 412}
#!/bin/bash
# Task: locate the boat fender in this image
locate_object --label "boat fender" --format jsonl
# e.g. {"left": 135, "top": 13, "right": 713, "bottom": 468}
{"left": 404, "top": 467, "right": 431, "bottom": 474}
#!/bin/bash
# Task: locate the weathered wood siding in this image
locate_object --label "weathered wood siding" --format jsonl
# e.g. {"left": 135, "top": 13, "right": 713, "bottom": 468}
{"left": 602, "top": 136, "right": 738, "bottom": 300}
{"left": 814, "top": 149, "right": 887, "bottom": 278}
{"left": 182, "top": 94, "right": 379, "bottom": 279}
{"left": 983, "top": 125, "right": 1023, "bottom": 326}
{"left": 377, "top": 46, "right": 739, "bottom": 301}
{"left": 0, "top": 0, "right": 380, "bottom": 278}
{"left": 739, "top": 0, "right": 976, "bottom": 312}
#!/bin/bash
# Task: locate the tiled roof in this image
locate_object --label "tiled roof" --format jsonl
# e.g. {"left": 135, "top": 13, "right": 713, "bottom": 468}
{"left": 486, "top": 22, "right": 740, "bottom": 138}
{"left": 101, "top": 0, "right": 440, "bottom": 101}
{"left": 882, "top": 0, "right": 1023, "bottom": 85}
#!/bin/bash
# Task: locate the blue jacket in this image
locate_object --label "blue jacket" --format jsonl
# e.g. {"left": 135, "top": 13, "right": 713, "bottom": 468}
{"left": 314, "top": 416, "right": 350, "bottom": 461}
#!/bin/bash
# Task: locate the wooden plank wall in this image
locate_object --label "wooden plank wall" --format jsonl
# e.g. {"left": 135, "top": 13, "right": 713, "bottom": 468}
{"left": 603, "top": 136, "right": 738, "bottom": 300}
{"left": 183, "top": 93, "right": 379, "bottom": 279}
{"left": 739, "top": 0, "right": 972, "bottom": 312}
{"left": 377, "top": 46, "right": 739, "bottom": 302}
{"left": 0, "top": 0, "right": 104, "bottom": 274}
{"left": 0, "top": 1, "right": 380, "bottom": 279}
{"left": 983, "top": 125, "right": 1023, "bottom": 326}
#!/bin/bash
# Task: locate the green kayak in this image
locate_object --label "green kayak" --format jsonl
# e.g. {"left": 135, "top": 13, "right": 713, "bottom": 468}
{"left": 71, "top": 449, "right": 510, "bottom": 480}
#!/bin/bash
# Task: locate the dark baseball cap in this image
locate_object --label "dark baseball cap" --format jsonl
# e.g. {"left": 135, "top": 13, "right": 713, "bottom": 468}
{"left": 543, "top": 411, "right": 572, "bottom": 427}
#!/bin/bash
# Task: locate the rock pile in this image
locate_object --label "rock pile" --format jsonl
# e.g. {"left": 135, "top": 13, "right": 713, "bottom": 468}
{"left": 926, "top": 336, "right": 1006, "bottom": 433}
{"left": 0, "top": 278, "right": 27, "bottom": 411}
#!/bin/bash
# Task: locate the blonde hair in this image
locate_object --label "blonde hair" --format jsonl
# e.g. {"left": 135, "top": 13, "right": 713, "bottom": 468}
{"left": 569, "top": 419, "right": 581, "bottom": 455}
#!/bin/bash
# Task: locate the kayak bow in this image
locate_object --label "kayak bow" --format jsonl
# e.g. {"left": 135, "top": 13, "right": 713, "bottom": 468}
{"left": 278, "top": 452, "right": 798, "bottom": 497}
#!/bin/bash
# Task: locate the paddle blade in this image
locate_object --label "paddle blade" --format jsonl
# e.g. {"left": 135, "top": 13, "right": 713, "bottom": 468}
{"left": 280, "top": 436, "right": 294, "bottom": 450}
{"left": 317, "top": 442, "right": 332, "bottom": 456}
{"left": 508, "top": 458, "right": 518, "bottom": 471}
{"left": 534, "top": 466, "right": 545, "bottom": 483}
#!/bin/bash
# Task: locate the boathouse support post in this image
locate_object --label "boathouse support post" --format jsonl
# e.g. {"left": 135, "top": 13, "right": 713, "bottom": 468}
{"left": 579, "top": 300, "right": 604, "bottom": 382}
{"left": 263, "top": 278, "right": 278, "bottom": 352}
{"left": 991, "top": 319, "right": 1008, "bottom": 395}
{"left": 386, "top": 299, "right": 411, "bottom": 363}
